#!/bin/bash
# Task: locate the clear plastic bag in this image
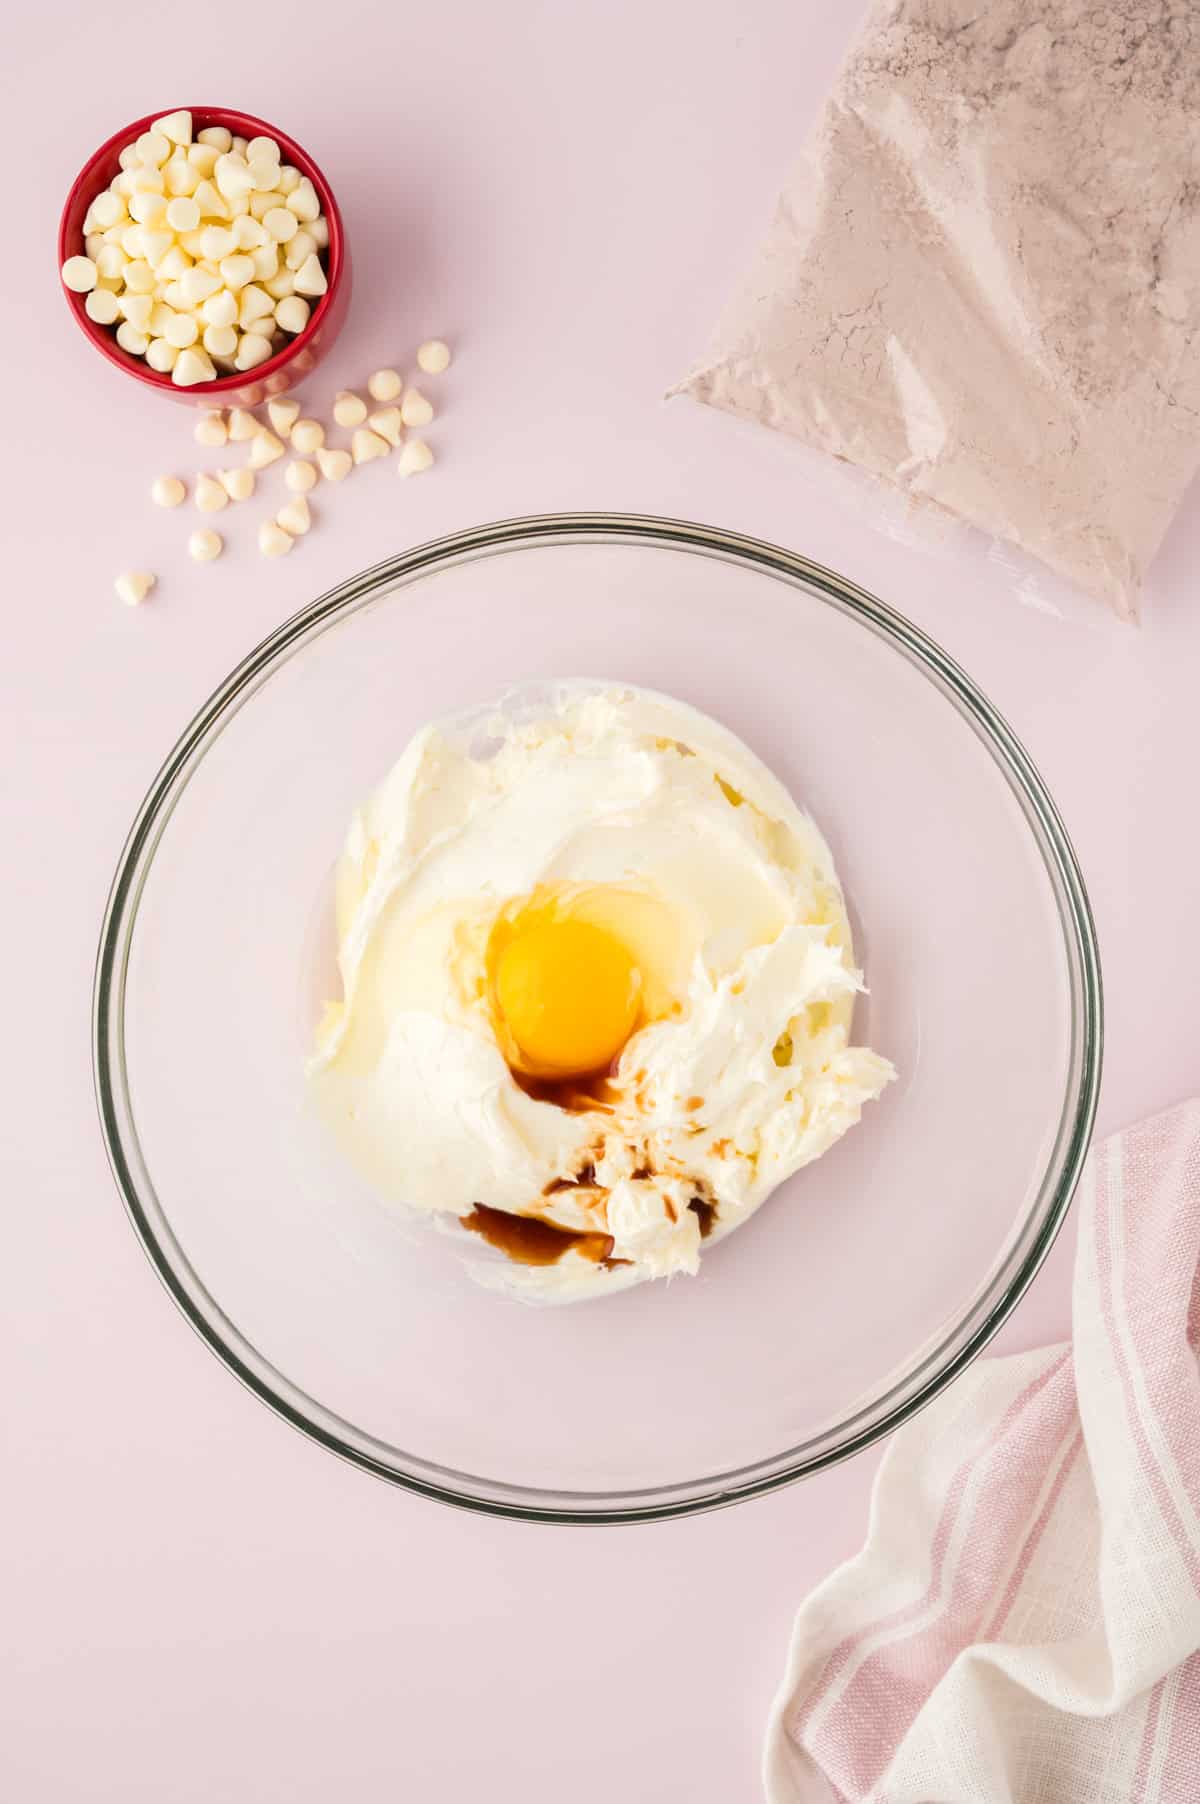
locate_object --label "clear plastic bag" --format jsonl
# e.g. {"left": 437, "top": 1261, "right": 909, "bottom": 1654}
{"left": 674, "top": 0, "right": 1200, "bottom": 620}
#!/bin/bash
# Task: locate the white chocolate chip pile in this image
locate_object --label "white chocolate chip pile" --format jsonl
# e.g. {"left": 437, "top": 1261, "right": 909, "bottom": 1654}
{"left": 113, "top": 342, "right": 452, "bottom": 603}
{"left": 64, "top": 111, "right": 331, "bottom": 388}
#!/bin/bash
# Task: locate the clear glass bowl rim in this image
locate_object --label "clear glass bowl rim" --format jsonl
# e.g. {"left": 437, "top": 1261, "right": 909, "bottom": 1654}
{"left": 93, "top": 512, "right": 1103, "bottom": 1524}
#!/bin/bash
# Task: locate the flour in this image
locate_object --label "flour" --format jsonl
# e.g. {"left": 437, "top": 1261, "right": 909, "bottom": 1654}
{"left": 676, "top": 0, "right": 1200, "bottom": 618}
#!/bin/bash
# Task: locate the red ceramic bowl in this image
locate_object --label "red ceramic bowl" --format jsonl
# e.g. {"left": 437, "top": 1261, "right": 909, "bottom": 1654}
{"left": 58, "top": 106, "right": 351, "bottom": 408}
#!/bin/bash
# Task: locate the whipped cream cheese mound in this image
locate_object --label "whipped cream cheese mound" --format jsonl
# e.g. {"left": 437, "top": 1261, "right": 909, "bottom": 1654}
{"left": 309, "top": 685, "right": 895, "bottom": 1302}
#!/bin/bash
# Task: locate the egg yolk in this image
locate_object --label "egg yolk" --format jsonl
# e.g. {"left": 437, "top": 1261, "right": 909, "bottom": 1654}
{"left": 493, "top": 916, "right": 642, "bottom": 1079}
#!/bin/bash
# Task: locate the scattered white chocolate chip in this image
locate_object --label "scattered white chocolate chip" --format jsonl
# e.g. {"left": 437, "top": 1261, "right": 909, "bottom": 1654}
{"left": 400, "top": 387, "right": 434, "bottom": 428}
{"left": 151, "top": 475, "right": 186, "bottom": 508}
{"left": 367, "top": 367, "right": 402, "bottom": 402}
{"left": 248, "top": 429, "right": 286, "bottom": 468}
{"left": 194, "top": 410, "right": 228, "bottom": 447}
{"left": 352, "top": 427, "right": 388, "bottom": 465}
{"left": 285, "top": 459, "right": 317, "bottom": 492}
{"left": 366, "top": 406, "right": 403, "bottom": 447}
{"left": 188, "top": 528, "right": 223, "bottom": 562}
{"left": 63, "top": 255, "right": 98, "bottom": 293}
{"left": 397, "top": 438, "right": 434, "bottom": 477}
{"left": 332, "top": 389, "right": 367, "bottom": 427}
{"left": 219, "top": 466, "right": 255, "bottom": 502}
{"left": 315, "top": 446, "right": 352, "bottom": 482}
{"left": 290, "top": 418, "right": 325, "bottom": 454}
{"left": 194, "top": 473, "right": 228, "bottom": 513}
{"left": 277, "top": 493, "right": 312, "bottom": 536}
{"left": 114, "top": 570, "right": 155, "bottom": 607}
{"left": 267, "top": 397, "right": 300, "bottom": 437}
{"left": 227, "top": 407, "right": 259, "bottom": 442}
{"left": 416, "top": 339, "right": 452, "bottom": 375}
{"left": 258, "top": 520, "right": 293, "bottom": 558}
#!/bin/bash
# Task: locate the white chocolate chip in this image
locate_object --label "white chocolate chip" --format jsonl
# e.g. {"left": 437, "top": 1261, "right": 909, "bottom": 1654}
{"left": 227, "top": 408, "right": 259, "bottom": 442}
{"left": 277, "top": 165, "right": 300, "bottom": 194}
{"left": 309, "top": 217, "right": 329, "bottom": 251}
{"left": 62, "top": 255, "right": 98, "bottom": 293}
{"left": 215, "top": 153, "right": 254, "bottom": 204}
{"left": 263, "top": 206, "right": 298, "bottom": 243}
{"left": 199, "top": 288, "right": 237, "bottom": 326}
{"left": 274, "top": 295, "right": 310, "bottom": 334}
{"left": 219, "top": 466, "right": 256, "bottom": 501}
{"left": 250, "top": 242, "right": 280, "bottom": 282}
{"left": 352, "top": 427, "right": 389, "bottom": 465}
{"left": 114, "top": 570, "right": 155, "bottom": 607}
{"left": 277, "top": 493, "right": 312, "bottom": 536}
{"left": 164, "top": 312, "right": 199, "bottom": 348}
{"left": 315, "top": 446, "right": 352, "bottom": 482}
{"left": 264, "top": 268, "right": 295, "bottom": 300}
{"left": 197, "top": 126, "right": 233, "bottom": 151}
{"left": 367, "top": 367, "right": 402, "bottom": 402}
{"left": 139, "top": 228, "right": 173, "bottom": 268}
{"left": 129, "top": 191, "right": 167, "bottom": 226}
{"left": 194, "top": 474, "right": 228, "bottom": 512}
{"left": 249, "top": 429, "right": 286, "bottom": 468}
{"left": 267, "top": 398, "right": 300, "bottom": 436}
{"left": 194, "top": 410, "right": 227, "bottom": 446}
{"left": 332, "top": 390, "right": 367, "bottom": 428}
{"left": 188, "top": 527, "right": 223, "bottom": 562}
{"left": 136, "top": 130, "right": 171, "bottom": 168}
{"left": 400, "top": 387, "right": 434, "bottom": 427}
{"left": 151, "top": 474, "right": 186, "bottom": 508}
{"left": 145, "top": 337, "right": 178, "bottom": 372}
{"left": 172, "top": 346, "right": 217, "bottom": 386}
{"left": 192, "top": 181, "right": 228, "bottom": 221}
{"left": 284, "top": 229, "right": 316, "bottom": 271}
{"left": 85, "top": 288, "right": 121, "bottom": 324}
{"left": 397, "top": 438, "right": 434, "bottom": 476}
{"left": 292, "top": 253, "right": 327, "bottom": 296}
{"left": 284, "top": 458, "right": 317, "bottom": 492}
{"left": 235, "top": 333, "right": 274, "bottom": 371}
{"left": 187, "top": 143, "right": 220, "bottom": 177}
{"left": 164, "top": 156, "right": 199, "bottom": 198}
{"left": 116, "top": 320, "right": 149, "bottom": 355}
{"left": 416, "top": 339, "right": 452, "bottom": 374}
{"left": 123, "top": 259, "right": 156, "bottom": 294}
{"left": 91, "top": 191, "right": 125, "bottom": 229}
{"left": 219, "top": 253, "right": 256, "bottom": 291}
{"left": 232, "top": 213, "right": 269, "bottom": 250}
{"left": 286, "top": 178, "right": 320, "bottom": 222}
{"left": 258, "top": 520, "right": 293, "bottom": 558}
{"left": 157, "top": 245, "right": 191, "bottom": 281}
{"left": 238, "top": 283, "right": 275, "bottom": 327}
{"left": 367, "top": 406, "right": 404, "bottom": 447}
{"left": 290, "top": 418, "right": 325, "bottom": 454}
{"left": 203, "top": 323, "right": 238, "bottom": 357}
{"left": 165, "top": 195, "right": 200, "bottom": 232}
{"left": 153, "top": 110, "right": 192, "bottom": 147}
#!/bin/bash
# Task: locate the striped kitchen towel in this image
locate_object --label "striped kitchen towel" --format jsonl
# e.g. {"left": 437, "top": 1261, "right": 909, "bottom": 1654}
{"left": 766, "top": 1098, "right": 1200, "bottom": 1804}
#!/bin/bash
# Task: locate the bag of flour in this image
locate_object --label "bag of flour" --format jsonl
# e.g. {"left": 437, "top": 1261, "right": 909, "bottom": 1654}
{"left": 674, "top": 0, "right": 1200, "bottom": 620}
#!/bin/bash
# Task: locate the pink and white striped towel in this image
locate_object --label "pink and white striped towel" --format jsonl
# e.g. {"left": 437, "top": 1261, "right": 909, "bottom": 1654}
{"left": 766, "top": 1098, "right": 1200, "bottom": 1804}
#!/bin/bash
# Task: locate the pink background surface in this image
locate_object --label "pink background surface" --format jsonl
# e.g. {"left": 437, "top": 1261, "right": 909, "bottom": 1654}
{"left": 4, "top": 2, "right": 1200, "bottom": 1798}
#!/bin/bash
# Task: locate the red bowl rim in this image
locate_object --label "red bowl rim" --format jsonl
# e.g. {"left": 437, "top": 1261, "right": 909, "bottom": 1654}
{"left": 57, "top": 105, "right": 346, "bottom": 400}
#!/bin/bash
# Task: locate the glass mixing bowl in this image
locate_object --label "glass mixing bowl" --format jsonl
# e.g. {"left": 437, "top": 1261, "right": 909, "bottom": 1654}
{"left": 94, "top": 515, "right": 1101, "bottom": 1522}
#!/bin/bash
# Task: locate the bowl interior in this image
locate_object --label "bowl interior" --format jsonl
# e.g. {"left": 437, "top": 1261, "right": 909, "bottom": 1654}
{"left": 100, "top": 521, "right": 1098, "bottom": 1517}
{"left": 59, "top": 106, "right": 345, "bottom": 401}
